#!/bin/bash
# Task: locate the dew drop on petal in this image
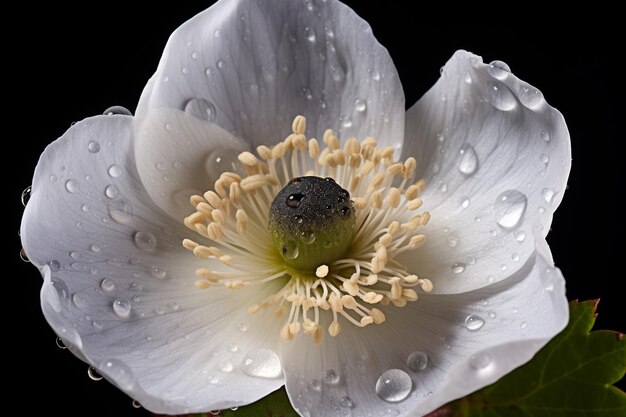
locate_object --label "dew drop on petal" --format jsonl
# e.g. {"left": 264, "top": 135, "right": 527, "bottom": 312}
{"left": 541, "top": 130, "right": 550, "bottom": 142}
{"left": 518, "top": 83, "right": 544, "bottom": 109}
{"left": 103, "top": 106, "right": 132, "bottom": 116}
{"left": 241, "top": 348, "right": 282, "bottom": 378}
{"left": 21, "top": 186, "right": 31, "bottom": 206}
{"left": 20, "top": 248, "right": 30, "bottom": 262}
{"left": 322, "top": 369, "right": 341, "bottom": 385}
{"left": 447, "top": 234, "right": 459, "bottom": 248}
{"left": 460, "top": 197, "right": 470, "bottom": 209}
{"left": 133, "top": 231, "right": 157, "bottom": 251}
{"left": 217, "top": 59, "right": 227, "bottom": 69}
{"left": 56, "top": 336, "right": 67, "bottom": 349}
{"left": 542, "top": 188, "right": 556, "bottom": 204}
{"left": 282, "top": 241, "right": 299, "bottom": 260}
{"left": 88, "top": 141, "right": 101, "bottom": 153}
{"left": 489, "top": 81, "right": 517, "bottom": 111}
{"left": 65, "top": 179, "right": 80, "bottom": 194}
{"left": 494, "top": 190, "right": 527, "bottom": 229}
{"left": 464, "top": 314, "right": 485, "bottom": 331}
{"left": 184, "top": 98, "right": 217, "bottom": 122}
{"left": 131, "top": 400, "right": 141, "bottom": 409}
{"left": 487, "top": 60, "right": 511, "bottom": 79}
{"left": 100, "top": 278, "right": 115, "bottom": 292}
{"left": 108, "top": 164, "right": 122, "bottom": 178}
{"left": 520, "top": 321, "right": 528, "bottom": 329}
{"left": 375, "top": 369, "right": 412, "bottom": 403}
{"left": 458, "top": 144, "right": 479, "bottom": 175}
{"left": 48, "top": 260, "right": 61, "bottom": 272}
{"left": 451, "top": 262, "right": 466, "bottom": 274}
{"left": 151, "top": 267, "right": 167, "bottom": 279}
{"left": 304, "top": 26, "right": 316, "bottom": 43}
{"left": 514, "top": 230, "right": 526, "bottom": 242}
{"left": 469, "top": 353, "right": 492, "bottom": 370}
{"left": 406, "top": 351, "right": 428, "bottom": 371}
{"left": 88, "top": 366, "right": 103, "bottom": 381}
{"left": 113, "top": 299, "right": 132, "bottom": 318}
{"left": 354, "top": 98, "right": 367, "bottom": 112}
{"left": 100, "top": 359, "right": 135, "bottom": 390}
{"left": 219, "top": 361, "right": 234, "bottom": 373}
{"left": 339, "top": 396, "right": 354, "bottom": 408}
{"left": 308, "top": 379, "right": 322, "bottom": 391}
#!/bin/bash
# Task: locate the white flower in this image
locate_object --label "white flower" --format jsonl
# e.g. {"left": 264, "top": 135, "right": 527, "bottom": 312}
{"left": 20, "top": 0, "right": 571, "bottom": 416}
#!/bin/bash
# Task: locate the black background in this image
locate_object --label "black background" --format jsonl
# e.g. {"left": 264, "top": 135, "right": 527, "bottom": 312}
{"left": 10, "top": 2, "right": 624, "bottom": 415}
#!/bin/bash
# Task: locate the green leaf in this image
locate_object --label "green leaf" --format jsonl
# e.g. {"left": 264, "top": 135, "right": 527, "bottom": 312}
{"left": 435, "top": 300, "right": 626, "bottom": 417}
{"left": 221, "top": 387, "right": 298, "bottom": 417}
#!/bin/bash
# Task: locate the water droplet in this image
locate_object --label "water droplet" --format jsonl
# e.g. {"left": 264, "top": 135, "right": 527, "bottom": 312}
{"left": 151, "top": 267, "right": 167, "bottom": 279}
{"left": 469, "top": 353, "right": 492, "bottom": 370}
{"left": 322, "top": 369, "right": 341, "bottom": 385}
{"left": 542, "top": 188, "right": 556, "bottom": 204}
{"left": 51, "top": 278, "right": 70, "bottom": 302}
{"left": 355, "top": 98, "right": 367, "bottom": 112}
{"left": 339, "top": 396, "right": 354, "bottom": 408}
{"left": 514, "top": 230, "right": 526, "bottom": 242}
{"left": 489, "top": 81, "right": 517, "bottom": 111}
{"left": 538, "top": 206, "right": 546, "bottom": 214}
{"left": 184, "top": 98, "right": 217, "bottom": 122}
{"left": 286, "top": 193, "right": 304, "bottom": 207}
{"left": 72, "top": 293, "right": 89, "bottom": 309}
{"left": 103, "top": 105, "right": 132, "bottom": 116}
{"left": 217, "top": 59, "right": 227, "bottom": 69}
{"left": 104, "top": 184, "right": 120, "bottom": 199}
{"left": 282, "top": 241, "right": 299, "bottom": 260}
{"left": 107, "top": 164, "right": 122, "bottom": 178}
{"left": 494, "top": 190, "right": 527, "bottom": 229}
{"left": 47, "top": 260, "right": 60, "bottom": 272}
{"left": 487, "top": 60, "right": 511, "bottom": 80}
{"left": 375, "top": 369, "right": 412, "bottom": 403}
{"left": 133, "top": 231, "right": 157, "bottom": 251}
{"left": 518, "top": 83, "right": 544, "bottom": 109}
{"left": 488, "top": 311, "right": 496, "bottom": 319}
{"left": 406, "top": 351, "right": 428, "bottom": 371}
{"left": 21, "top": 186, "right": 32, "bottom": 206}
{"left": 88, "top": 141, "right": 101, "bottom": 153}
{"left": 464, "top": 314, "right": 485, "bottom": 331}
{"left": 228, "top": 343, "right": 239, "bottom": 352}
{"left": 540, "top": 130, "right": 550, "bottom": 142}
{"left": 113, "top": 299, "right": 132, "bottom": 318}
{"left": 88, "top": 366, "right": 103, "bottom": 381}
{"left": 131, "top": 400, "right": 141, "bottom": 409}
{"left": 461, "top": 197, "right": 471, "bottom": 209}
{"left": 108, "top": 201, "right": 133, "bottom": 225}
{"left": 300, "top": 231, "right": 316, "bottom": 245}
{"left": 100, "top": 359, "right": 134, "bottom": 390}
{"left": 308, "top": 379, "right": 322, "bottom": 391}
{"left": 447, "top": 234, "right": 459, "bottom": 248}
{"left": 463, "top": 72, "right": 472, "bottom": 84}
{"left": 458, "top": 144, "right": 479, "bottom": 175}
{"left": 451, "top": 262, "right": 466, "bottom": 274}
{"left": 520, "top": 321, "right": 528, "bottom": 329}
{"left": 438, "top": 181, "right": 448, "bottom": 193}
{"left": 237, "top": 323, "right": 248, "bottom": 332}
{"left": 512, "top": 306, "right": 519, "bottom": 314}
{"left": 49, "top": 174, "right": 57, "bottom": 183}
{"left": 65, "top": 179, "right": 80, "bottom": 194}
{"left": 89, "top": 243, "right": 100, "bottom": 253}
{"left": 304, "top": 26, "right": 316, "bottom": 42}
{"left": 100, "top": 278, "right": 115, "bottom": 292}
{"left": 19, "top": 248, "right": 30, "bottom": 262}
{"left": 205, "top": 148, "right": 240, "bottom": 182}
{"left": 512, "top": 253, "right": 520, "bottom": 262}
{"left": 341, "top": 117, "right": 353, "bottom": 128}
{"left": 241, "top": 348, "right": 282, "bottom": 378}
{"left": 466, "top": 256, "right": 476, "bottom": 265}
{"left": 56, "top": 336, "right": 67, "bottom": 349}
{"left": 540, "top": 154, "right": 550, "bottom": 165}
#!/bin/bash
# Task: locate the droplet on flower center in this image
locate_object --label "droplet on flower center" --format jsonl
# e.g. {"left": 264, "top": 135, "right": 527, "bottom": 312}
{"left": 181, "top": 115, "right": 433, "bottom": 344}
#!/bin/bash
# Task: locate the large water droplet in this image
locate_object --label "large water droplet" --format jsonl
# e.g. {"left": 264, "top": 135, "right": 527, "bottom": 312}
{"left": 241, "top": 348, "right": 282, "bottom": 378}
{"left": 108, "top": 164, "right": 122, "bottom": 178}
{"left": 339, "top": 396, "right": 354, "bottom": 408}
{"left": 100, "top": 359, "right": 135, "bottom": 390}
{"left": 518, "top": 83, "right": 544, "bottom": 109}
{"left": 464, "top": 314, "right": 485, "bottom": 331}
{"left": 184, "top": 98, "right": 217, "bottom": 122}
{"left": 469, "top": 352, "right": 492, "bottom": 370}
{"left": 451, "top": 262, "right": 466, "bottom": 274}
{"left": 494, "top": 190, "right": 527, "bottom": 229}
{"left": 48, "top": 260, "right": 61, "bottom": 272}
{"left": 406, "top": 351, "right": 428, "bottom": 371}
{"left": 103, "top": 106, "right": 132, "bottom": 116}
{"left": 105, "top": 184, "right": 120, "bottom": 199}
{"left": 113, "top": 299, "right": 132, "bottom": 318}
{"left": 282, "top": 241, "right": 299, "bottom": 260}
{"left": 51, "top": 277, "right": 70, "bottom": 300}
{"left": 133, "top": 231, "right": 157, "bottom": 251}
{"left": 205, "top": 148, "right": 240, "bottom": 182}
{"left": 375, "top": 369, "right": 412, "bottom": 403}
{"left": 21, "top": 186, "right": 31, "bottom": 206}
{"left": 100, "top": 278, "right": 115, "bottom": 292}
{"left": 65, "top": 179, "right": 80, "bottom": 194}
{"left": 458, "top": 144, "right": 479, "bottom": 175}
{"left": 88, "top": 366, "right": 103, "bottom": 381}
{"left": 487, "top": 60, "right": 511, "bottom": 80}
{"left": 88, "top": 141, "right": 101, "bottom": 153}
{"left": 489, "top": 81, "right": 517, "bottom": 111}
{"left": 354, "top": 98, "right": 367, "bottom": 112}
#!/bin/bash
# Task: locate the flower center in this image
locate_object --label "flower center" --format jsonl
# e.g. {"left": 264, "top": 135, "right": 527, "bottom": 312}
{"left": 182, "top": 116, "right": 433, "bottom": 344}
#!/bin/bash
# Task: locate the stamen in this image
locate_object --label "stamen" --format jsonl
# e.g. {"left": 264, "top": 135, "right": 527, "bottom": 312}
{"left": 182, "top": 115, "right": 432, "bottom": 344}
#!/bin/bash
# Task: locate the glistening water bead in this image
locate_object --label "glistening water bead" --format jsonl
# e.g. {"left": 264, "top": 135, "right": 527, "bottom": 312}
{"left": 268, "top": 176, "right": 355, "bottom": 272}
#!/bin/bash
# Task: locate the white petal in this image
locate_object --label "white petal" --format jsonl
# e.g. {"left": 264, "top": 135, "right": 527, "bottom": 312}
{"left": 135, "top": 0, "right": 405, "bottom": 151}
{"left": 21, "top": 116, "right": 283, "bottom": 413}
{"left": 134, "top": 108, "right": 249, "bottom": 220}
{"left": 280, "top": 252, "right": 567, "bottom": 417}
{"left": 402, "top": 50, "right": 571, "bottom": 293}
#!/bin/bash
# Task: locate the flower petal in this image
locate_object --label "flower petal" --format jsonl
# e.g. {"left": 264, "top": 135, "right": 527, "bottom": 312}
{"left": 21, "top": 116, "right": 283, "bottom": 413}
{"left": 135, "top": 0, "right": 404, "bottom": 150}
{"left": 280, "top": 252, "right": 567, "bottom": 417}
{"left": 402, "top": 50, "right": 571, "bottom": 293}
{"left": 134, "top": 108, "right": 249, "bottom": 220}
